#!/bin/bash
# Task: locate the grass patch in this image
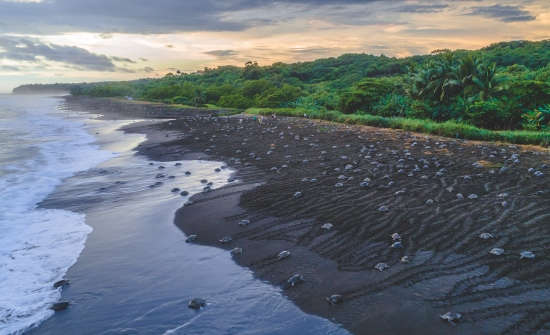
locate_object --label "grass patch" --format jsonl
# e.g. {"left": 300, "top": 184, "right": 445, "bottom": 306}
{"left": 246, "top": 107, "right": 550, "bottom": 147}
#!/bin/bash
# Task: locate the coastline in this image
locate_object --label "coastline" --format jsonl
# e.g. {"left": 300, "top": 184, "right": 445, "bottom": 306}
{"left": 30, "top": 96, "right": 347, "bottom": 335}
{"left": 64, "top": 96, "right": 550, "bottom": 335}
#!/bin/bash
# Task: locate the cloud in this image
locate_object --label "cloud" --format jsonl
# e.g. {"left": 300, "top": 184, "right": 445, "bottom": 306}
{"left": 0, "top": 0, "right": 503, "bottom": 35}
{"left": 111, "top": 56, "right": 135, "bottom": 63}
{"left": 0, "top": 65, "right": 20, "bottom": 71}
{"left": 393, "top": 4, "right": 448, "bottom": 13}
{"left": 466, "top": 4, "right": 536, "bottom": 22}
{"left": 204, "top": 49, "right": 238, "bottom": 57}
{"left": 143, "top": 66, "right": 155, "bottom": 73}
{"left": 0, "top": 36, "right": 130, "bottom": 71}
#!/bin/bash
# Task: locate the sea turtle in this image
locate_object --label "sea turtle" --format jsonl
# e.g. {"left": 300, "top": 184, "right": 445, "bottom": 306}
{"left": 53, "top": 280, "right": 70, "bottom": 289}
{"left": 284, "top": 274, "right": 304, "bottom": 289}
{"left": 51, "top": 302, "right": 70, "bottom": 311}
{"left": 321, "top": 223, "right": 334, "bottom": 231}
{"left": 219, "top": 236, "right": 232, "bottom": 244}
{"left": 200, "top": 179, "right": 208, "bottom": 184}
{"left": 391, "top": 233, "right": 401, "bottom": 241}
{"left": 238, "top": 219, "right": 250, "bottom": 226}
{"left": 230, "top": 247, "right": 243, "bottom": 256}
{"left": 489, "top": 248, "right": 504, "bottom": 256}
{"left": 374, "top": 263, "right": 389, "bottom": 272}
{"left": 520, "top": 251, "right": 535, "bottom": 259}
{"left": 171, "top": 188, "right": 180, "bottom": 193}
{"left": 440, "top": 311, "right": 461, "bottom": 325}
{"left": 185, "top": 171, "right": 191, "bottom": 176}
{"left": 188, "top": 298, "right": 206, "bottom": 310}
{"left": 186, "top": 234, "right": 198, "bottom": 243}
{"left": 277, "top": 250, "right": 291, "bottom": 260}
{"left": 378, "top": 206, "right": 389, "bottom": 213}
{"left": 479, "top": 233, "right": 494, "bottom": 240}
{"left": 326, "top": 294, "right": 344, "bottom": 305}
{"left": 180, "top": 191, "right": 189, "bottom": 196}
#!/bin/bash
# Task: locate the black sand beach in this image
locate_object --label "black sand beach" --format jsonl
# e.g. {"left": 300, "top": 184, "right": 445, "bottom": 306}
{"left": 65, "top": 96, "right": 550, "bottom": 335}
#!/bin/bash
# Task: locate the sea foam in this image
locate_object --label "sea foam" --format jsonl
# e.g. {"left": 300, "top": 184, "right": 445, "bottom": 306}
{"left": 0, "top": 96, "right": 113, "bottom": 334}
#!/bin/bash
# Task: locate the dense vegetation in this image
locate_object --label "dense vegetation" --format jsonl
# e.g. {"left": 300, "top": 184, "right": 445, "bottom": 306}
{"left": 16, "top": 40, "right": 550, "bottom": 139}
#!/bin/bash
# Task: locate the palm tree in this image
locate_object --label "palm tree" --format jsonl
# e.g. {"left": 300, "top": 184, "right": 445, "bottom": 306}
{"left": 472, "top": 62, "right": 500, "bottom": 100}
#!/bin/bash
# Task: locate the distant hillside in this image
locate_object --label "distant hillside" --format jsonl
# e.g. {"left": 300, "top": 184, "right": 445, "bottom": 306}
{"left": 13, "top": 40, "right": 550, "bottom": 132}
{"left": 12, "top": 83, "right": 77, "bottom": 94}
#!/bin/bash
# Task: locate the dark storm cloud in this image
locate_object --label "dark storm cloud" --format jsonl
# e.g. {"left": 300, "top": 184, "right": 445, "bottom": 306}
{"left": 204, "top": 49, "right": 239, "bottom": 57}
{"left": 0, "top": 0, "right": 495, "bottom": 35}
{"left": 0, "top": 36, "right": 129, "bottom": 72}
{"left": 466, "top": 5, "right": 536, "bottom": 22}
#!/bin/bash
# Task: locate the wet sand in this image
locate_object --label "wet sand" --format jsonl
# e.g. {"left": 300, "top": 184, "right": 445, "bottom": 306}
{"left": 67, "top": 96, "right": 550, "bottom": 335}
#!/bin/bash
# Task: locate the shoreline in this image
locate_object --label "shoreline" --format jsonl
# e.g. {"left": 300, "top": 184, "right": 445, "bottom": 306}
{"left": 66, "top": 96, "right": 550, "bottom": 335}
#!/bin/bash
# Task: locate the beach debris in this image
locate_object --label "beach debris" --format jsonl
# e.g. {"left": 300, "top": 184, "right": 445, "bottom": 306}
{"left": 534, "top": 171, "right": 544, "bottom": 177}
{"left": 456, "top": 193, "right": 464, "bottom": 200}
{"left": 401, "top": 256, "right": 410, "bottom": 263}
{"left": 468, "top": 194, "right": 479, "bottom": 200}
{"left": 520, "top": 251, "right": 535, "bottom": 259}
{"left": 186, "top": 234, "right": 198, "bottom": 243}
{"left": 158, "top": 165, "right": 165, "bottom": 170}
{"left": 479, "top": 233, "right": 494, "bottom": 240}
{"left": 219, "top": 236, "right": 232, "bottom": 244}
{"left": 50, "top": 302, "right": 70, "bottom": 311}
{"left": 426, "top": 199, "right": 434, "bottom": 205}
{"left": 277, "top": 250, "right": 291, "bottom": 260}
{"left": 53, "top": 280, "right": 70, "bottom": 289}
{"left": 326, "top": 294, "right": 344, "bottom": 305}
{"left": 391, "top": 241, "right": 403, "bottom": 249}
{"left": 440, "top": 312, "right": 462, "bottom": 325}
{"left": 156, "top": 173, "right": 165, "bottom": 179}
{"left": 334, "top": 182, "right": 344, "bottom": 188}
{"left": 215, "top": 168, "right": 221, "bottom": 172}
{"left": 293, "top": 191, "right": 303, "bottom": 198}
{"left": 188, "top": 298, "right": 206, "bottom": 310}
{"left": 238, "top": 219, "right": 250, "bottom": 227}
{"left": 230, "top": 247, "right": 243, "bottom": 256}
{"left": 489, "top": 248, "right": 504, "bottom": 256}
{"left": 374, "top": 263, "right": 389, "bottom": 272}
{"left": 175, "top": 162, "right": 182, "bottom": 166}
{"left": 497, "top": 193, "right": 509, "bottom": 198}
{"left": 284, "top": 274, "right": 304, "bottom": 289}
{"left": 321, "top": 223, "right": 334, "bottom": 231}
{"left": 200, "top": 179, "right": 208, "bottom": 184}
{"left": 171, "top": 188, "right": 180, "bottom": 193}
{"left": 180, "top": 191, "right": 189, "bottom": 196}
{"left": 391, "top": 233, "right": 401, "bottom": 241}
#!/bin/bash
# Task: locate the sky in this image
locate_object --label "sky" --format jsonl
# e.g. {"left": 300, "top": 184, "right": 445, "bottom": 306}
{"left": 0, "top": 0, "right": 549, "bottom": 92}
